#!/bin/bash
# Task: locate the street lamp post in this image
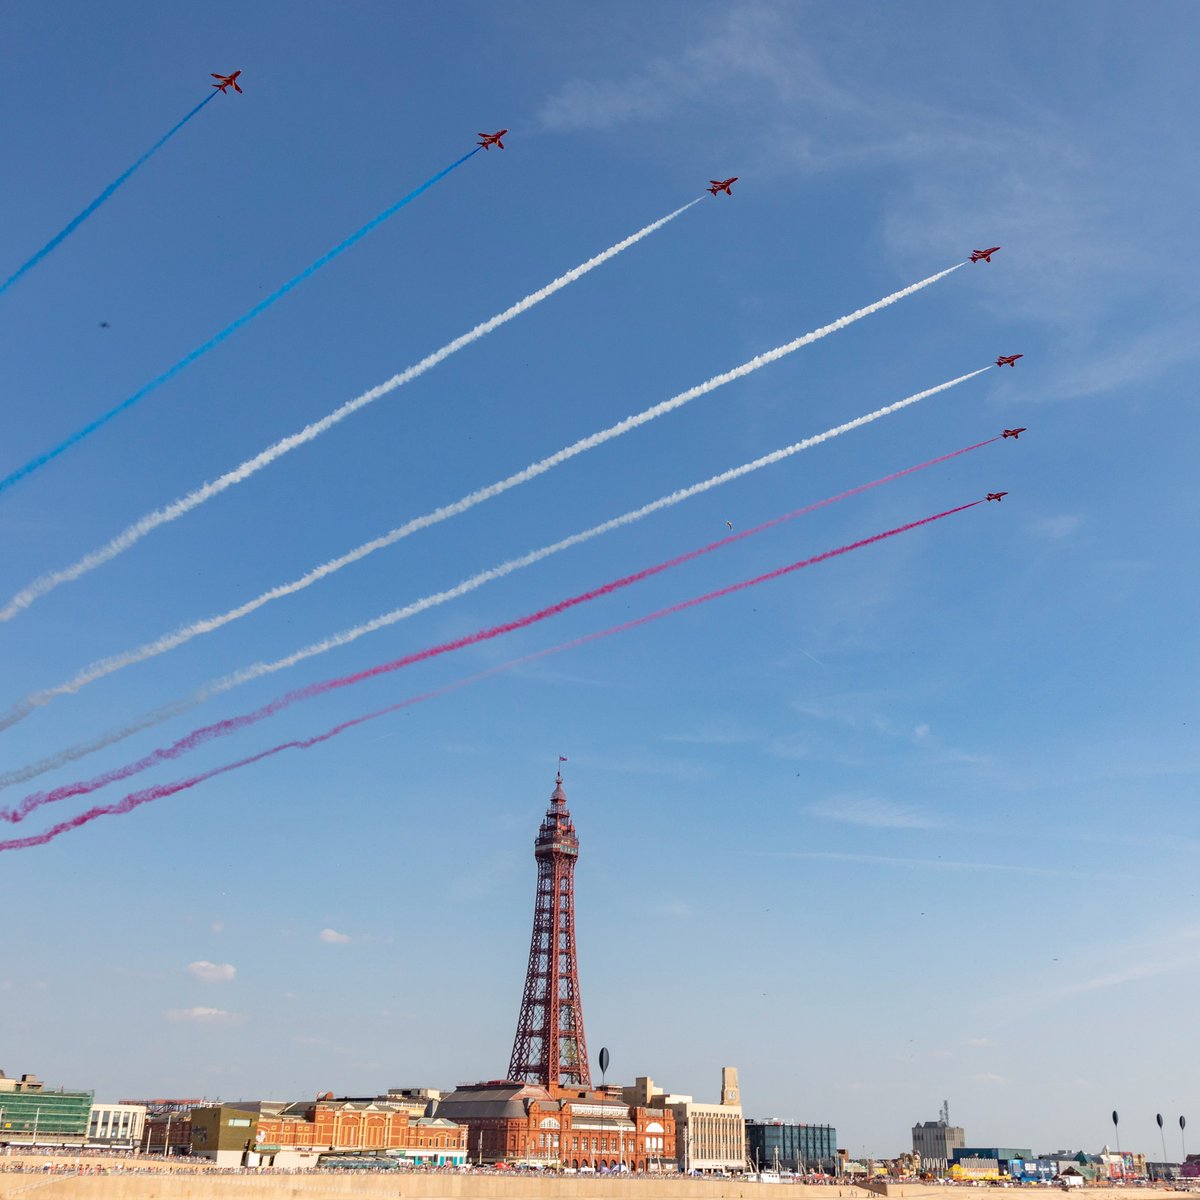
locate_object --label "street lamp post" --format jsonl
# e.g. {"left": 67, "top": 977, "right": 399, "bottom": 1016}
{"left": 598, "top": 1047, "right": 610, "bottom": 1174}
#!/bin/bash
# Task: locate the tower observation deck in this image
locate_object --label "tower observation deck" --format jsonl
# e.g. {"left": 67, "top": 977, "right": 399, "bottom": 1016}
{"left": 508, "top": 772, "right": 592, "bottom": 1088}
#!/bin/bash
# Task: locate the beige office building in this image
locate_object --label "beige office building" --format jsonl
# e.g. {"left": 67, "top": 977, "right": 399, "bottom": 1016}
{"left": 624, "top": 1067, "right": 745, "bottom": 1174}
{"left": 87, "top": 1104, "right": 146, "bottom": 1150}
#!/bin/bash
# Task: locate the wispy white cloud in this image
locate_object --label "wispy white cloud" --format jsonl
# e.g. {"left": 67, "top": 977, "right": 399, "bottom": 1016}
{"left": 186, "top": 960, "right": 235, "bottom": 983}
{"left": 1056, "top": 950, "right": 1200, "bottom": 999}
{"left": 782, "top": 693, "right": 994, "bottom": 774}
{"left": 974, "top": 1072, "right": 1007, "bottom": 1084}
{"left": 540, "top": 0, "right": 940, "bottom": 182}
{"left": 165, "top": 1007, "right": 244, "bottom": 1024}
{"left": 1043, "top": 314, "right": 1200, "bottom": 401}
{"left": 539, "top": 0, "right": 1196, "bottom": 407}
{"left": 789, "top": 691, "right": 915, "bottom": 737}
{"left": 538, "top": 6, "right": 847, "bottom": 135}
{"left": 806, "top": 794, "right": 935, "bottom": 829}
{"left": 964, "top": 1036, "right": 995, "bottom": 1047}
{"left": 986, "top": 926, "right": 1200, "bottom": 1024}
{"left": 539, "top": 73, "right": 680, "bottom": 133}
{"left": 319, "top": 928, "right": 352, "bottom": 944}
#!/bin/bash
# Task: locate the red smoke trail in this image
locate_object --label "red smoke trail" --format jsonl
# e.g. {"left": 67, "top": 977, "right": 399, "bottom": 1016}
{"left": 0, "top": 499, "right": 983, "bottom": 853}
{"left": 2, "top": 441, "right": 997, "bottom": 827}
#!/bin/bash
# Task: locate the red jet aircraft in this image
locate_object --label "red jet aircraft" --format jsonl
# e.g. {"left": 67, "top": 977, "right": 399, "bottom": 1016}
{"left": 211, "top": 71, "right": 242, "bottom": 94}
{"left": 1002, "top": 427, "right": 1027, "bottom": 439}
{"left": 996, "top": 354, "right": 1024, "bottom": 368}
{"left": 708, "top": 177, "right": 738, "bottom": 196}
{"left": 971, "top": 246, "right": 1001, "bottom": 263}
{"left": 986, "top": 492, "right": 1008, "bottom": 502}
{"left": 478, "top": 130, "right": 507, "bottom": 150}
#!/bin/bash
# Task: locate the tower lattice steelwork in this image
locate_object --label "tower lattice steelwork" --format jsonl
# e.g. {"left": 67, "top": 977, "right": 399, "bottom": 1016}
{"left": 508, "top": 772, "right": 592, "bottom": 1088}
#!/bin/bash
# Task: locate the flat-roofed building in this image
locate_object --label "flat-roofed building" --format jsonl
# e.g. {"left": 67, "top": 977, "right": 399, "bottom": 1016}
{"left": 87, "top": 1103, "right": 146, "bottom": 1150}
{"left": 144, "top": 1114, "right": 195, "bottom": 1156}
{"left": 746, "top": 1118, "right": 838, "bottom": 1174}
{"left": 0, "top": 1071, "right": 93, "bottom": 1148}
{"left": 624, "top": 1068, "right": 745, "bottom": 1175}
{"left": 384, "top": 1088, "right": 442, "bottom": 1118}
{"left": 0, "top": 1072, "right": 42, "bottom": 1094}
{"left": 950, "top": 1147, "right": 1033, "bottom": 1180}
{"left": 913, "top": 1111, "right": 965, "bottom": 1172}
{"left": 189, "top": 1104, "right": 263, "bottom": 1167}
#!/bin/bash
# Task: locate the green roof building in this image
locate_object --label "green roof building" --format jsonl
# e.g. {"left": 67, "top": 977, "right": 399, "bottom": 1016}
{"left": 0, "top": 1072, "right": 94, "bottom": 1146}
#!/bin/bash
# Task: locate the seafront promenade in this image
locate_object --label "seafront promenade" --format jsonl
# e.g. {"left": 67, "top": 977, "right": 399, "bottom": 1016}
{"left": 0, "top": 1164, "right": 1193, "bottom": 1200}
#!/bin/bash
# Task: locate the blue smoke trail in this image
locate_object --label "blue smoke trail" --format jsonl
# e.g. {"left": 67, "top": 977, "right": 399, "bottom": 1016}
{"left": 0, "top": 92, "right": 219, "bottom": 299}
{"left": 0, "top": 144, "right": 484, "bottom": 498}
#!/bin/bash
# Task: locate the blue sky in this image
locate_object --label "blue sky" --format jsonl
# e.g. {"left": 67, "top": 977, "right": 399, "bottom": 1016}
{"left": 1, "top": 0, "right": 1197, "bottom": 1158}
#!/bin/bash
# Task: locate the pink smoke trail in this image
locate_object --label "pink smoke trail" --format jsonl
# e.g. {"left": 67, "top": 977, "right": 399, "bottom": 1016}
{"left": 0, "top": 499, "right": 984, "bottom": 853}
{"left": 1, "top": 443, "right": 998, "bottom": 826}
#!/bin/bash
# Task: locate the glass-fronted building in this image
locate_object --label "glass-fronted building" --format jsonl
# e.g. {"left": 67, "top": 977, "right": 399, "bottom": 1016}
{"left": 746, "top": 1120, "right": 838, "bottom": 1173}
{"left": 0, "top": 1088, "right": 94, "bottom": 1145}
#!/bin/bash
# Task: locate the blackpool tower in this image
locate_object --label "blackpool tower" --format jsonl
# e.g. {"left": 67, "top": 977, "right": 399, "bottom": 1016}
{"left": 508, "top": 771, "right": 592, "bottom": 1089}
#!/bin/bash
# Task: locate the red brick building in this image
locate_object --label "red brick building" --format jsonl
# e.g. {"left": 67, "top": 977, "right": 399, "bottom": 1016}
{"left": 255, "top": 1098, "right": 466, "bottom": 1168}
{"left": 436, "top": 1080, "right": 674, "bottom": 1171}
{"left": 143, "top": 1115, "right": 193, "bottom": 1155}
{"left": 189, "top": 1098, "right": 465, "bottom": 1169}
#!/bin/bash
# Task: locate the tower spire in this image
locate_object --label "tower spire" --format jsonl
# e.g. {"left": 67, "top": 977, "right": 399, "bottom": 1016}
{"left": 508, "top": 771, "right": 592, "bottom": 1088}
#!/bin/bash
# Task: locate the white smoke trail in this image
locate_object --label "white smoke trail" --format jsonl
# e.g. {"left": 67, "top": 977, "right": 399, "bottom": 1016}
{"left": 0, "top": 262, "right": 963, "bottom": 728}
{"left": 0, "top": 698, "right": 200, "bottom": 790}
{"left": 198, "top": 366, "right": 988, "bottom": 694}
{"left": 0, "top": 199, "right": 704, "bottom": 623}
{"left": 0, "top": 364, "right": 985, "bottom": 776}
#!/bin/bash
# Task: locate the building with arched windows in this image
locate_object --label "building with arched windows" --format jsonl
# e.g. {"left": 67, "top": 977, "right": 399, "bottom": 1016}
{"left": 188, "top": 1098, "right": 466, "bottom": 1169}
{"left": 435, "top": 1079, "right": 675, "bottom": 1171}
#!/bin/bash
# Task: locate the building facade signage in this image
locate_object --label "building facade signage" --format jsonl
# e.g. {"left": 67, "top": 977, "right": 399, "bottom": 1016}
{"left": 569, "top": 1104, "right": 628, "bottom": 1119}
